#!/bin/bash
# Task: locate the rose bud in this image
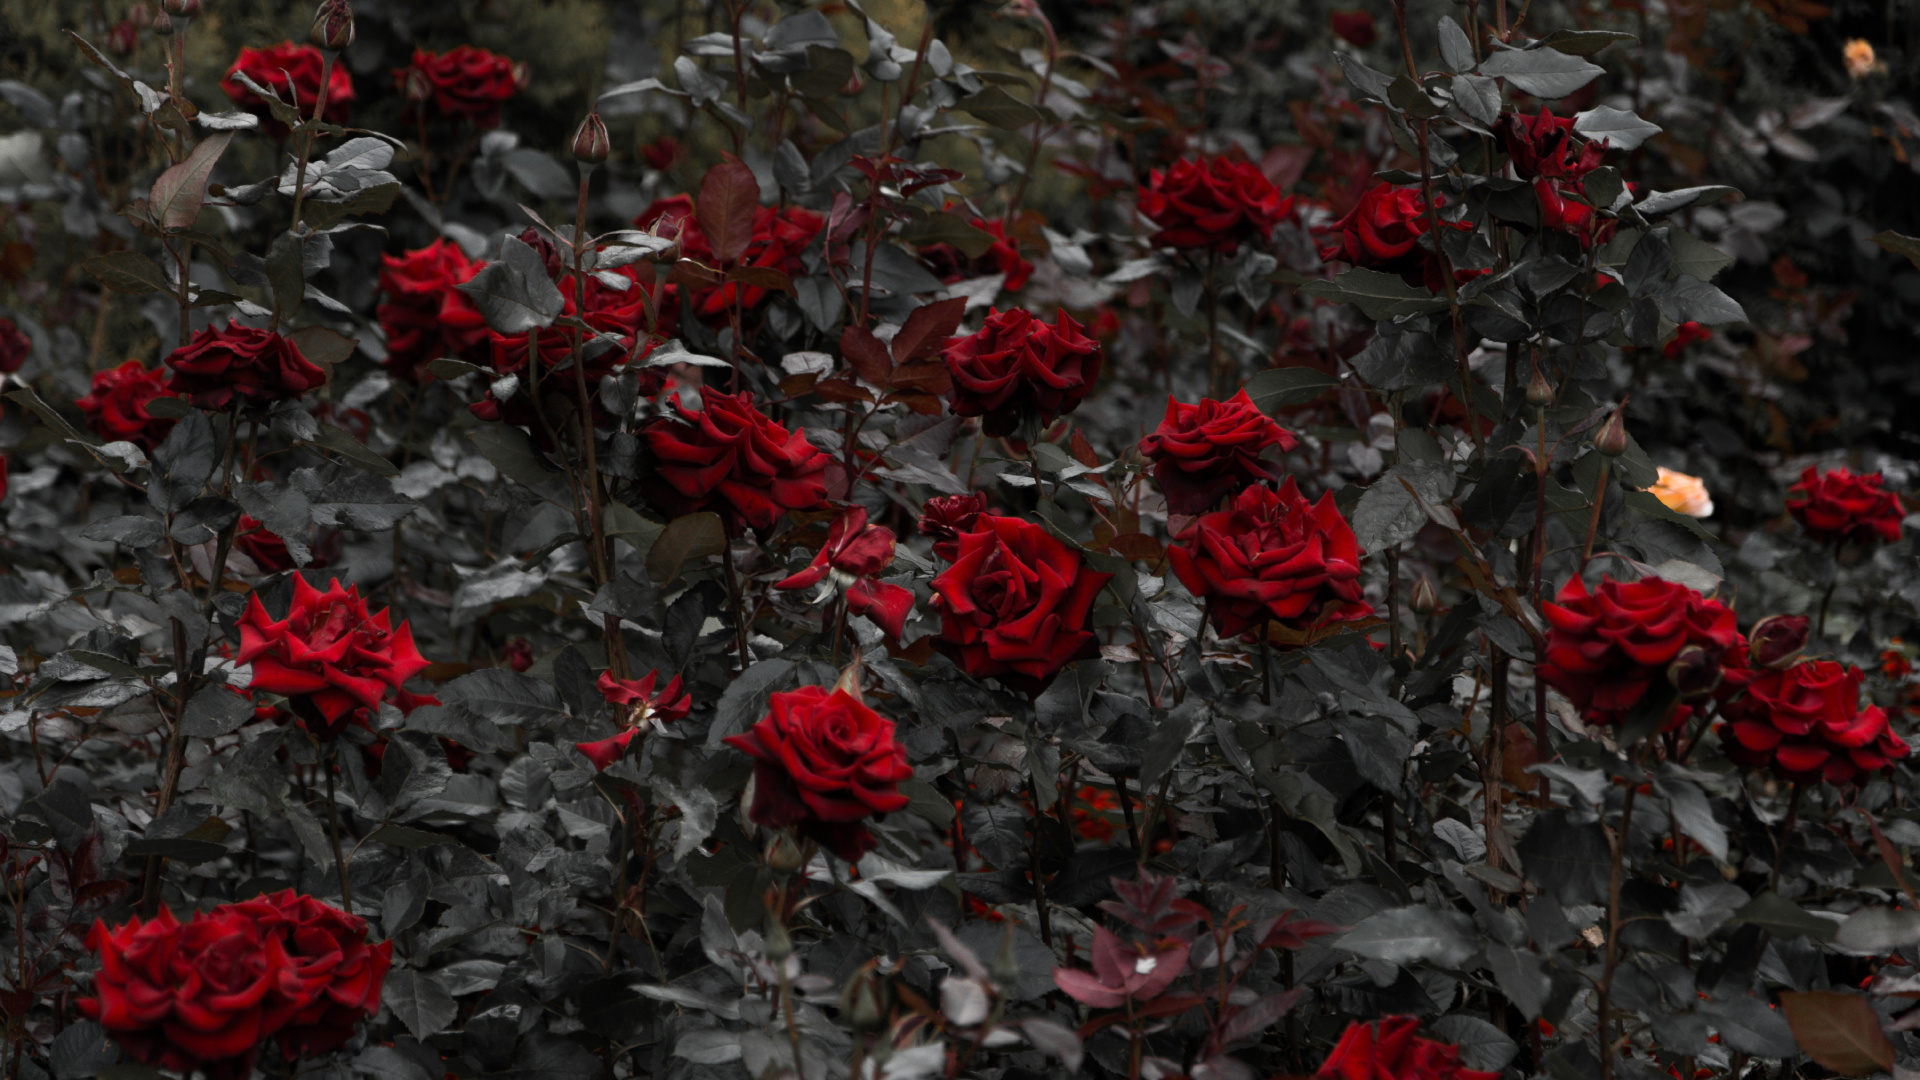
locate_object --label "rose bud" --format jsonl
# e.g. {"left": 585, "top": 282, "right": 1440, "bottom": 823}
{"left": 1749, "top": 614, "right": 1810, "bottom": 669}
{"left": 1526, "top": 364, "right": 1553, "bottom": 408}
{"left": 402, "top": 66, "right": 432, "bottom": 104}
{"left": 309, "top": 0, "right": 355, "bottom": 51}
{"left": 571, "top": 110, "right": 610, "bottom": 165}
{"left": 1667, "top": 644, "right": 1724, "bottom": 699}
{"left": 1408, "top": 576, "right": 1438, "bottom": 614}
{"left": 840, "top": 963, "right": 889, "bottom": 1032}
{"left": 767, "top": 834, "right": 805, "bottom": 877}
{"left": 764, "top": 916, "right": 793, "bottom": 963}
{"left": 151, "top": 11, "right": 174, "bottom": 35}
{"left": 1592, "top": 408, "right": 1629, "bottom": 456}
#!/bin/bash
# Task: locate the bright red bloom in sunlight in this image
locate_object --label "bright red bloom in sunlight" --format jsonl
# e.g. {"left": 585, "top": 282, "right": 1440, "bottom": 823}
{"left": 1167, "top": 479, "right": 1371, "bottom": 640}
{"left": 1786, "top": 466, "right": 1905, "bottom": 546}
{"left": 1140, "top": 156, "right": 1291, "bottom": 253}
{"left": 575, "top": 670, "right": 693, "bottom": 770}
{"left": 1140, "top": 390, "right": 1299, "bottom": 515}
{"left": 724, "top": 685, "right": 913, "bottom": 861}
{"left": 237, "top": 576, "right": 430, "bottom": 739}
{"left": 1316, "top": 1016, "right": 1502, "bottom": 1080}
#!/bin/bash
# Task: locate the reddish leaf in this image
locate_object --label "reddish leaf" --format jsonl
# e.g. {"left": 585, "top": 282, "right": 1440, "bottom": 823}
{"left": 887, "top": 360, "right": 953, "bottom": 396}
{"left": 812, "top": 378, "right": 875, "bottom": 404}
{"left": 881, "top": 391, "right": 946, "bottom": 416}
{"left": 1070, "top": 428, "right": 1101, "bottom": 468}
{"left": 671, "top": 259, "right": 726, "bottom": 289}
{"left": 1110, "top": 533, "right": 1164, "bottom": 562}
{"left": 1052, "top": 966, "right": 1125, "bottom": 1009}
{"left": 779, "top": 372, "right": 822, "bottom": 397}
{"left": 840, "top": 326, "right": 893, "bottom": 386}
{"left": 1219, "top": 989, "right": 1302, "bottom": 1045}
{"left": 891, "top": 296, "right": 968, "bottom": 363}
{"left": 1257, "top": 909, "right": 1346, "bottom": 950}
{"left": 1780, "top": 991, "right": 1894, "bottom": 1076}
{"left": 696, "top": 154, "right": 760, "bottom": 265}
{"left": 726, "top": 265, "right": 794, "bottom": 294}
{"left": 150, "top": 131, "right": 234, "bottom": 231}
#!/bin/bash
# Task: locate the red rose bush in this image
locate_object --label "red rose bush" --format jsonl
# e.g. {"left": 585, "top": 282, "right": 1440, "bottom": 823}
{"left": 929, "top": 514, "right": 1112, "bottom": 694}
{"left": 1786, "top": 466, "right": 1905, "bottom": 546}
{"left": 1537, "top": 574, "right": 1750, "bottom": 727}
{"left": 164, "top": 323, "right": 328, "bottom": 411}
{"left": 1140, "top": 156, "right": 1292, "bottom": 252}
{"left": 1721, "top": 659, "right": 1911, "bottom": 785}
{"left": 237, "top": 576, "right": 430, "bottom": 738}
{"left": 724, "top": 685, "right": 913, "bottom": 861}
{"left": 75, "top": 360, "right": 177, "bottom": 450}
{"left": 641, "top": 389, "right": 830, "bottom": 532}
{"left": 1168, "top": 479, "right": 1371, "bottom": 640}
{"left": 941, "top": 307, "right": 1102, "bottom": 439}
{"left": 1141, "top": 390, "right": 1299, "bottom": 515}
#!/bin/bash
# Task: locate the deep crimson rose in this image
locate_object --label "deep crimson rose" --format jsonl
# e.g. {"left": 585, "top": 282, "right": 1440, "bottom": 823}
{"left": 75, "top": 360, "right": 178, "bottom": 450}
{"left": 226, "top": 891, "right": 392, "bottom": 1059}
{"left": 1537, "top": 574, "right": 1749, "bottom": 727}
{"left": 237, "top": 576, "right": 430, "bottom": 738}
{"left": 776, "top": 506, "right": 915, "bottom": 639}
{"left": 222, "top": 42, "right": 355, "bottom": 139}
{"left": 929, "top": 514, "right": 1113, "bottom": 694}
{"left": 1662, "top": 320, "right": 1711, "bottom": 359}
{"left": 1499, "top": 110, "right": 1607, "bottom": 181}
{"left": 376, "top": 239, "right": 491, "bottom": 383}
{"left": 79, "top": 907, "right": 297, "bottom": 1079}
{"left": 1749, "top": 614, "right": 1810, "bottom": 669}
{"left": 1722, "top": 660, "right": 1912, "bottom": 785}
{"left": 576, "top": 670, "right": 693, "bottom": 770}
{"left": 503, "top": 639, "right": 534, "bottom": 672}
{"left": 1316, "top": 1017, "right": 1502, "bottom": 1080}
{"left": 642, "top": 135, "right": 686, "bottom": 171}
{"left": 723, "top": 685, "right": 913, "bottom": 861}
{"left": 1319, "top": 183, "right": 1477, "bottom": 290}
{"left": 396, "top": 46, "right": 524, "bottom": 128}
{"left": 942, "top": 307, "right": 1102, "bottom": 439}
{"left": 640, "top": 389, "right": 831, "bottom": 532}
{"left": 1141, "top": 390, "right": 1300, "bottom": 514}
{"left": 164, "top": 322, "right": 328, "bottom": 410}
{"left": 633, "top": 195, "right": 824, "bottom": 318}
{"left": 231, "top": 514, "right": 338, "bottom": 574}
{"left": 0, "top": 316, "right": 29, "bottom": 372}
{"left": 1139, "top": 156, "right": 1291, "bottom": 253}
{"left": 918, "top": 211, "right": 1033, "bottom": 291}
{"left": 1330, "top": 10, "right": 1379, "bottom": 46}
{"left": 1535, "top": 178, "right": 1616, "bottom": 250}
{"left": 919, "top": 492, "right": 988, "bottom": 562}
{"left": 1786, "top": 466, "right": 1905, "bottom": 546}
{"left": 1167, "top": 479, "right": 1371, "bottom": 639}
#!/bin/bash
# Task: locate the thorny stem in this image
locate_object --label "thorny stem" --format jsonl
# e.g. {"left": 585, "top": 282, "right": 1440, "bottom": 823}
{"left": 1771, "top": 783, "right": 1804, "bottom": 892}
{"left": 324, "top": 746, "right": 351, "bottom": 908}
{"left": 1596, "top": 777, "right": 1638, "bottom": 1080}
{"left": 1487, "top": 644, "right": 1508, "bottom": 871}
{"left": 564, "top": 164, "right": 627, "bottom": 676}
{"left": 139, "top": 615, "right": 194, "bottom": 917}
{"left": 1386, "top": 548, "right": 1403, "bottom": 664}
{"left": 1002, "top": 8, "right": 1059, "bottom": 232}
{"left": 1579, "top": 460, "right": 1612, "bottom": 571}
{"left": 287, "top": 51, "right": 337, "bottom": 242}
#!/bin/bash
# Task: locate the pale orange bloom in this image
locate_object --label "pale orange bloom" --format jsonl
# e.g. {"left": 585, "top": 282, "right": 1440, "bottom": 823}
{"left": 1845, "top": 39, "right": 1880, "bottom": 79}
{"left": 1651, "top": 467, "right": 1714, "bottom": 518}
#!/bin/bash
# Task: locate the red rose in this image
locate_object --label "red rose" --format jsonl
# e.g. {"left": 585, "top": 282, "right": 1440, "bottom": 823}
{"left": 942, "top": 307, "right": 1102, "bottom": 439}
{"left": 1317, "top": 1017, "right": 1502, "bottom": 1080}
{"left": 919, "top": 492, "right": 988, "bottom": 563}
{"left": 929, "top": 514, "right": 1113, "bottom": 694}
{"left": 376, "top": 239, "right": 491, "bottom": 383}
{"left": 1318, "top": 183, "right": 1476, "bottom": 289}
{"left": 640, "top": 389, "right": 831, "bottom": 533}
{"left": 1786, "top": 466, "right": 1905, "bottom": 546}
{"left": 775, "top": 506, "right": 916, "bottom": 640}
{"left": 226, "top": 891, "right": 392, "bottom": 1059}
{"left": 1330, "top": 10, "right": 1379, "bottom": 46}
{"left": 222, "top": 43, "right": 354, "bottom": 139}
{"left": 1534, "top": 178, "right": 1616, "bottom": 250}
{"left": 79, "top": 907, "right": 297, "bottom": 1079}
{"left": 237, "top": 576, "right": 430, "bottom": 738}
{"left": 1537, "top": 574, "right": 1748, "bottom": 727}
{"left": 503, "top": 639, "right": 534, "bottom": 672}
{"left": 1499, "top": 110, "right": 1607, "bottom": 181}
{"left": 723, "top": 685, "right": 913, "bottom": 861}
{"left": 1140, "top": 390, "right": 1299, "bottom": 515}
{"left": 1139, "top": 156, "right": 1292, "bottom": 253}
{"left": 918, "top": 211, "right": 1033, "bottom": 292}
{"left": 164, "top": 322, "right": 328, "bottom": 410}
{"left": 396, "top": 46, "right": 524, "bottom": 128}
{"left": 0, "top": 316, "right": 29, "bottom": 372}
{"left": 1748, "top": 613, "right": 1810, "bottom": 669}
{"left": 469, "top": 263, "right": 674, "bottom": 434}
{"left": 1662, "top": 320, "right": 1711, "bottom": 359}
{"left": 576, "top": 670, "right": 692, "bottom": 770}
{"left": 1167, "top": 479, "right": 1371, "bottom": 639}
{"left": 633, "top": 195, "right": 824, "bottom": 318}
{"left": 1722, "top": 660, "right": 1912, "bottom": 785}
{"left": 642, "top": 135, "right": 686, "bottom": 172}
{"left": 231, "top": 514, "right": 338, "bottom": 574}
{"left": 75, "top": 360, "right": 178, "bottom": 450}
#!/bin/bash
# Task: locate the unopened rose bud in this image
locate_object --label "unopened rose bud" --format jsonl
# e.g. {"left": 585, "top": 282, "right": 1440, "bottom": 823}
{"left": 767, "top": 834, "right": 805, "bottom": 877}
{"left": 571, "top": 111, "right": 610, "bottom": 165}
{"left": 402, "top": 67, "right": 432, "bottom": 104}
{"left": 130, "top": 4, "right": 153, "bottom": 28}
{"left": 309, "top": 0, "right": 354, "bottom": 51}
{"left": 163, "top": 0, "right": 202, "bottom": 15}
{"left": 990, "top": 926, "right": 1020, "bottom": 989}
{"left": 512, "top": 61, "right": 533, "bottom": 91}
{"left": 839, "top": 963, "right": 888, "bottom": 1032}
{"left": 1408, "top": 576, "right": 1438, "bottom": 614}
{"left": 151, "top": 10, "right": 174, "bottom": 35}
{"left": 1749, "top": 614, "right": 1810, "bottom": 669}
{"left": 1593, "top": 408, "right": 1629, "bottom": 457}
{"left": 764, "top": 915, "right": 793, "bottom": 963}
{"left": 1526, "top": 365, "right": 1553, "bottom": 408}
{"left": 517, "top": 227, "right": 562, "bottom": 279}
{"left": 1667, "top": 645, "right": 1723, "bottom": 699}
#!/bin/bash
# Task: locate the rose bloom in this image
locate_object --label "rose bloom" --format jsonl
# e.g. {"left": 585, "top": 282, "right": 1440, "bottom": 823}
{"left": 1537, "top": 574, "right": 1750, "bottom": 727}
{"left": 376, "top": 239, "right": 491, "bottom": 384}
{"left": 942, "top": 307, "right": 1103, "bottom": 439}
{"left": 642, "top": 135, "right": 685, "bottom": 171}
{"left": 1139, "top": 156, "right": 1292, "bottom": 253}
{"left": 75, "top": 360, "right": 178, "bottom": 450}
{"left": 79, "top": 906, "right": 298, "bottom": 1079}
{"left": 1662, "top": 320, "right": 1711, "bottom": 358}
{"left": 1316, "top": 1016, "right": 1501, "bottom": 1080}
{"left": 1786, "top": 466, "right": 1905, "bottom": 546}
{"left": 1499, "top": 110, "right": 1606, "bottom": 181}
{"left": 164, "top": 322, "right": 328, "bottom": 410}
{"left": 1140, "top": 389, "right": 1299, "bottom": 515}
{"left": 0, "top": 316, "right": 29, "bottom": 372}
{"left": 1722, "top": 659, "right": 1911, "bottom": 785}
{"left": 231, "top": 514, "right": 339, "bottom": 574}
{"left": 1845, "top": 39, "right": 1880, "bottom": 79}
{"left": 641, "top": 389, "right": 831, "bottom": 533}
{"left": 396, "top": 46, "right": 524, "bottom": 128}
{"left": 1534, "top": 178, "right": 1617, "bottom": 250}
{"left": 776, "top": 506, "right": 915, "bottom": 639}
{"left": 724, "top": 685, "right": 913, "bottom": 861}
{"left": 929, "top": 514, "right": 1113, "bottom": 694}
{"left": 226, "top": 891, "right": 392, "bottom": 1059}
{"left": 1330, "top": 9, "right": 1378, "bottom": 47}
{"left": 919, "top": 212, "right": 1033, "bottom": 292}
{"left": 1650, "top": 467, "right": 1713, "bottom": 518}
{"left": 919, "top": 491, "right": 988, "bottom": 563}
{"left": 1168, "top": 479, "right": 1372, "bottom": 640}
{"left": 576, "top": 670, "right": 692, "bottom": 770}
{"left": 1318, "top": 183, "right": 1473, "bottom": 289}
{"left": 222, "top": 42, "right": 355, "bottom": 139}
{"left": 633, "top": 195, "right": 824, "bottom": 318}
{"left": 237, "top": 575, "right": 430, "bottom": 738}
